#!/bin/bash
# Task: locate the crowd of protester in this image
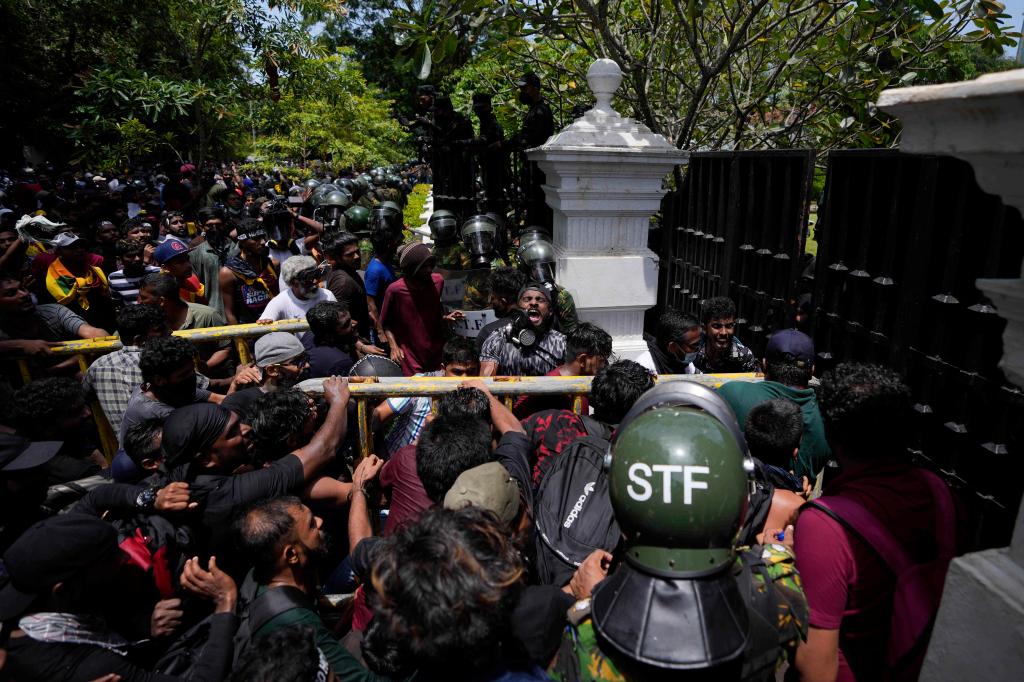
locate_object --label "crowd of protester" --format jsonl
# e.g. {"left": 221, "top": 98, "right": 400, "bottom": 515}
{"left": 0, "top": 161, "right": 962, "bottom": 681}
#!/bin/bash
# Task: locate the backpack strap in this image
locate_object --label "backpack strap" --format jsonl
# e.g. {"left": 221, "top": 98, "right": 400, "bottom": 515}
{"left": 804, "top": 469, "right": 956, "bottom": 576}
{"left": 247, "top": 585, "right": 314, "bottom": 634}
{"left": 578, "top": 414, "right": 610, "bottom": 441}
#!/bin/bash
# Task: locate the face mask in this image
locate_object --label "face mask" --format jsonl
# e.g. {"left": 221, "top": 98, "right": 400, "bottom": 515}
{"left": 153, "top": 375, "right": 197, "bottom": 408}
{"left": 123, "top": 261, "right": 146, "bottom": 278}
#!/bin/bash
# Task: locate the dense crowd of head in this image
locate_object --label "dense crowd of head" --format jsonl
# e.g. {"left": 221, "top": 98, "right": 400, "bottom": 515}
{"left": 0, "top": 160, "right": 956, "bottom": 682}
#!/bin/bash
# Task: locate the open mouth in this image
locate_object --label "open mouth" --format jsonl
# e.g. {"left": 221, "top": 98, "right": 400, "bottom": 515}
{"left": 526, "top": 308, "right": 542, "bottom": 323}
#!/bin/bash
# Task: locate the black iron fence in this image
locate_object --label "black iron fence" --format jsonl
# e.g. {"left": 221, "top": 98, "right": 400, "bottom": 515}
{"left": 654, "top": 149, "right": 1024, "bottom": 548}
{"left": 657, "top": 150, "right": 815, "bottom": 357}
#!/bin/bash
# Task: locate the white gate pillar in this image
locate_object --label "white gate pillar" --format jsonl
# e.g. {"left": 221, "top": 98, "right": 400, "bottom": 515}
{"left": 528, "top": 59, "right": 687, "bottom": 359}
{"left": 878, "top": 69, "right": 1024, "bottom": 680}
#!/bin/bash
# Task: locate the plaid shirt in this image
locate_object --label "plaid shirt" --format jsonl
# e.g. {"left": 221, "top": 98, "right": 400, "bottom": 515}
{"left": 82, "top": 346, "right": 144, "bottom": 436}
{"left": 83, "top": 346, "right": 210, "bottom": 438}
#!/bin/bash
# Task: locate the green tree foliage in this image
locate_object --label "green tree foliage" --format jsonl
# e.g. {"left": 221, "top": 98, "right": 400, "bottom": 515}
{"left": 381, "top": 0, "right": 1020, "bottom": 151}
{"left": 255, "top": 51, "right": 410, "bottom": 167}
{"left": 0, "top": 0, "right": 408, "bottom": 167}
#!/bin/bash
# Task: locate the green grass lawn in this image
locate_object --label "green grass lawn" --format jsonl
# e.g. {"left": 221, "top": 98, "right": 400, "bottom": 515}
{"left": 805, "top": 210, "right": 818, "bottom": 257}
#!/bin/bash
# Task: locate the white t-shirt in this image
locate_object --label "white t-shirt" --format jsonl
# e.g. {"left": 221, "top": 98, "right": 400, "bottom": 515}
{"left": 258, "top": 286, "right": 336, "bottom": 322}
{"left": 634, "top": 349, "right": 697, "bottom": 375}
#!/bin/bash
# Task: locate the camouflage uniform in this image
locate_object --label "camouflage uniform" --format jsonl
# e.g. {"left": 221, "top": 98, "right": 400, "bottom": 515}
{"left": 433, "top": 243, "right": 472, "bottom": 272}
{"left": 548, "top": 543, "right": 807, "bottom": 682}
{"left": 550, "top": 284, "right": 579, "bottom": 335}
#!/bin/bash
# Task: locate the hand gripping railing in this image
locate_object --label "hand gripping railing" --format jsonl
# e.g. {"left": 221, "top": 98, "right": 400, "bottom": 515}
{"left": 296, "top": 373, "right": 761, "bottom": 460}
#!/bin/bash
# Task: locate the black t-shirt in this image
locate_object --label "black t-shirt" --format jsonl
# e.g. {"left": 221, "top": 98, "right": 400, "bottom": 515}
{"left": 178, "top": 455, "right": 305, "bottom": 531}
{"left": 220, "top": 386, "right": 264, "bottom": 417}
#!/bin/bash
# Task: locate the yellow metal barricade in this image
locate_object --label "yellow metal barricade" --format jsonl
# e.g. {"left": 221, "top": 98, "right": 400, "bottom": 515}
{"left": 298, "top": 373, "right": 761, "bottom": 460}
{"left": 7, "top": 319, "right": 311, "bottom": 459}
{"left": 7, "top": 324, "right": 759, "bottom": 463}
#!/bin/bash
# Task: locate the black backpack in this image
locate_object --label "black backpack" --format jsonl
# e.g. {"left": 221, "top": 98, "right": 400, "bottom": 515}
{"left": 154, "top": 574, "right": 311, "bottom": 675}
{"left": 533, "top": 434, "right": 620, "bottom": 586}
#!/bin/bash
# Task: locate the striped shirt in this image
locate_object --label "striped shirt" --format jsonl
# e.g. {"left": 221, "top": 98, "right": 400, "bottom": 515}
{"left": 479, "top": 323, "right": 566, "bottom": 377}
{"left": 382, "top": 370, "right": 443, "bottom": 457}
{"left": 108, "top": 266, "right": 160, "bottom": 306}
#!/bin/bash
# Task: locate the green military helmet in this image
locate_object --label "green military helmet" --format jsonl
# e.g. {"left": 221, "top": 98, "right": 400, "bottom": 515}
{"left": 344, "top": 205, "right": 370, "bottom": 235}
{"left": 379, "top": 200, "right": 402, "bottom": 219}
{"left": 428, "top": 210, "right": 460, "bottom": 246}
{"left": 310, "top": 183, "right": 339, "bottom": 204}
{"left": 607, "top": 381, "right": 752, "bottom": 576}
{"left": 303, "top": 178, "right": 322, "bottom": 192}
{"left": 317, "top": 189, "right": 352, "bottom": 228}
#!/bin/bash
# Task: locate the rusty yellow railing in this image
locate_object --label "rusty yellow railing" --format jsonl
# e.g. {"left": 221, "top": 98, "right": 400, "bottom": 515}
{"left": 8, "top": 319, "right": 311, "bottom": 457}
{"left": 7, "top": 324, "right": 759, "bottom": 463}
{"left": 297, "top": 373, "right": 761, "bottom": 460}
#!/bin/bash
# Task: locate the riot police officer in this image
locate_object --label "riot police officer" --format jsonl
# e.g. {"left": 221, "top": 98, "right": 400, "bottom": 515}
{"left": 549, "top": 382, "right": 808, "bottom": 682}
{"left": 455, "top": 93, "right": 508, "bottom": 214}
{"left": 502, "top": 73, "right": 554, "bottom": 229}
{"left": 429, "top": 210, "right": 471, "bottom": 271}
{"left": 516, "top": 238, "right": 578, "bottom": 334}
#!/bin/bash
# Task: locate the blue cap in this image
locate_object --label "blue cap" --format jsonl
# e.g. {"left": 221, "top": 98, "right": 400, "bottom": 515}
{"left": 764, "top": 329, "right": 814, "bottom": 367}
{"left": 153, "top": 238, "right": 190, "bottom": 264}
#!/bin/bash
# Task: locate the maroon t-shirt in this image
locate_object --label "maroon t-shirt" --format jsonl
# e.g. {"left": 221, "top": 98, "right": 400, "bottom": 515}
{"left": 379, "top": 444, "right": 434, "bottom": 536}
{"left": 379, "top": 272, "right": 445, "bottom": 375}
{"left": 794, "top": 462, "right": 960, "bottom": 682}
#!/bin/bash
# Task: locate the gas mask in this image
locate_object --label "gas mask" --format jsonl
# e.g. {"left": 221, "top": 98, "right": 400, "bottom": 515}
{"left": 508, "top": 309, "right": 539, "bottom": 349}
{"left": 461, "top": 216, "right": 499, "bottom": 267}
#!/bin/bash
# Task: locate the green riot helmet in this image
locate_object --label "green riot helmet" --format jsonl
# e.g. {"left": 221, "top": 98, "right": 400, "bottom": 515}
{"left": 344, "top": 205, "right": 370, "bottom": 235}
{"left": 592, "top": 381, "right": 754, "bottom": 671}
{"left": 310, "top": 183, "right": 338, "bottom": 205}
{"left": 461, "top": 215, "right": 499, "bottom": 267}
{"left": 337, "top": 178, "right": 357, "bottom": 198}
{"left": 353, "top": 176, "right": 371, "bottom": 196}
{"left": 318, "top": 189, "right": 352, "bottom": 228}
{"left": 429, "top": 210, "right": 460, "bottom": 246}
{"left": 369, "top": 205, "right": 402, "bottom": 238}
{"left": 516, "top": 239, "right": 556, "bottom": 284}
{"left": 386, "top": 174, "right": 402, "bottom": 189}
{"left": 303, "top": 178, "right": 322, "bottom": 193}
{"left": 379, "top": 200, "right": 402, "bottom": 218}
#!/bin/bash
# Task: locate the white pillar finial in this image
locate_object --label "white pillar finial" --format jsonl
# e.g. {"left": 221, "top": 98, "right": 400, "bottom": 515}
{"left": 587, "top": 59, "right": 623, "bottom": 115}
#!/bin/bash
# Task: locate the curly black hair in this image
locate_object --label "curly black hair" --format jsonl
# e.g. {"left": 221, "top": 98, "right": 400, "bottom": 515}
{"left": 488, "top": 266, "right": 527, "bottom": 302}
{"left": 363, "top": 507, "right": 524, "bottom": 678}
{"left": 12, "top": 377, "right": 86, "bottom": 439}
{"left": 196, "top": 206, "right": 226, "bottom": 225}
{"left": 700, "top": 296, "right": 736, "bottom": 324}
{"left": 416, "top": 415, "right": 492, "bottom": 503}
{"left": 590, "top": 360, "right": 655, "bottom": 425}
{"left": 229, "top": 624, "right": 323, "bottom": 682}
{"left": 139, "top": 336, "right": 197, "bottom": 383}
{"left": 116, "top": 237, "right": 146, "bottom": 258}
{"left": 744, "top": 398, "right": 803, "bottom": 468}
{"left": 818, "top": 362, "right": 911, "bottom": 457}
{"left": 437, "top": 387, "right": 490, "bottom": 422}
{"left": 306, "top": 300, "right": 350, "bottom": 346}
{"left": 116, "top": 303, "right": 165, "bottom": 343}
{"left": 246, "top": 389, "right": 314, "bottom": 461}
{"left": 564, "top": 321, "right": 612, "bottom": 364}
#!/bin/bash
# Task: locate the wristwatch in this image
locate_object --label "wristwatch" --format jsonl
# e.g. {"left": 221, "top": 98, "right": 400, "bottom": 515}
{"left": 135, "top": 486, "right": 159, "bottom": 511}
